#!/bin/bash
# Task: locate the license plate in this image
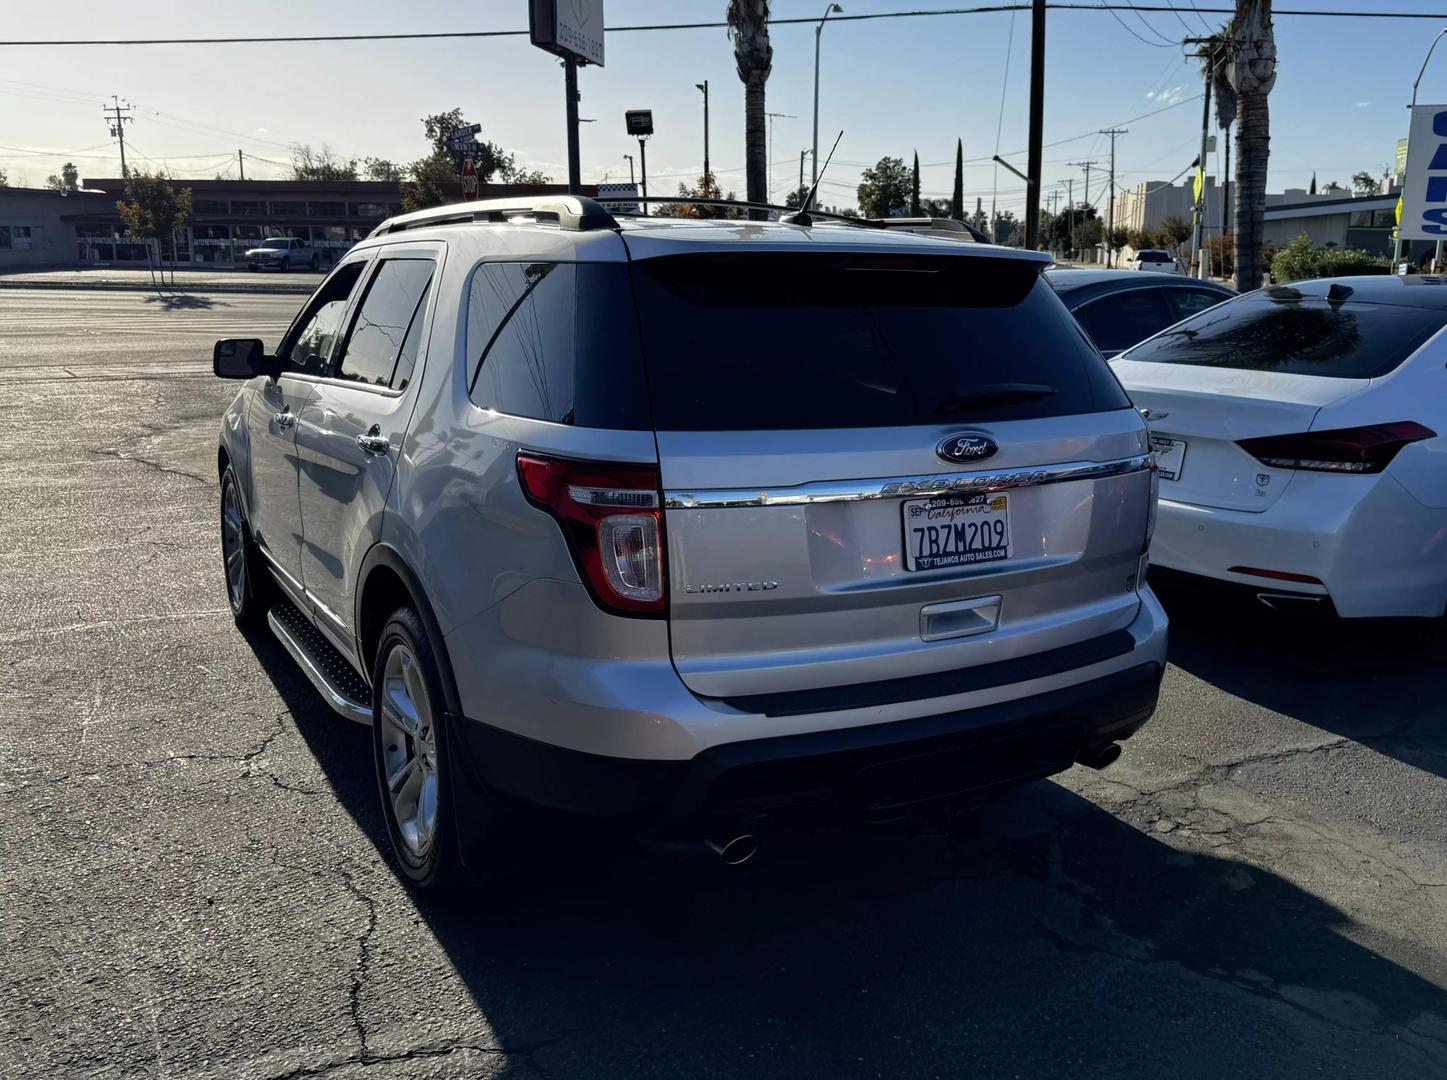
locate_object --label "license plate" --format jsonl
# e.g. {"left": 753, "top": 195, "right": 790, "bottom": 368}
{"left": 1151, "top": 435, "right": 1187, "bottom": 481}
{"left": 903, "top": 493, "right": 1010, "bottom": 572}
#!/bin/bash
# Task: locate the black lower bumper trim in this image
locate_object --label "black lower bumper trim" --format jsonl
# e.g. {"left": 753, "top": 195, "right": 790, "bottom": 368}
{"left": 456, "top": 661, "right": 1163, "bottom": 827}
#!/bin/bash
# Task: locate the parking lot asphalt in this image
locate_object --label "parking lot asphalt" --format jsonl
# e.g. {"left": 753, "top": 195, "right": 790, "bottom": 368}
{"left": 1, "top": 287, "right": 1444, "bottom": 1079}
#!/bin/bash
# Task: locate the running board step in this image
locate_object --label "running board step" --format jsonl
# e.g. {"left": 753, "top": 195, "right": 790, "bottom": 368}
{"left": 267, "top": 598, "right": 372, "bottom": 725}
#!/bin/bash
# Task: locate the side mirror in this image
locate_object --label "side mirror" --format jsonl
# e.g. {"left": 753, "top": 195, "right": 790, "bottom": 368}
{"left": 213, "top": 338, "right": 274, "bottom": 379}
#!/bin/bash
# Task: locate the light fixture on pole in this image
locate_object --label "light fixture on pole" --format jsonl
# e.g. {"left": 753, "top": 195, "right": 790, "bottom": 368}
{"left": 695, "top": 80, "right": 710, "bottom": 182}
{"left": 810, "top": 3, "right": 843, "bottom": 209}
{"left": 626, "top": 109, "right": 653, "bottom": 216}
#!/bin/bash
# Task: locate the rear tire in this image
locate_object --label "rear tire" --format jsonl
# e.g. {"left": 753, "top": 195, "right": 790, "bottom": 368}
{"left": 371, "top": 606, "right": 483, "bottom": 891}
{"left": 279, "top": 257, "right": 290, "bottom": 272}
{"left": 309, "top": 253, "right": 320, "bottom": 270}
{"left": 220, "top": 466, "right": 269, "bottom": 628}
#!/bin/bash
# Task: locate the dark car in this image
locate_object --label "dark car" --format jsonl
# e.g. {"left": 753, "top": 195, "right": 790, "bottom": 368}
{"left": 1046, "top": 269, "right": 1235, "bottom": 358}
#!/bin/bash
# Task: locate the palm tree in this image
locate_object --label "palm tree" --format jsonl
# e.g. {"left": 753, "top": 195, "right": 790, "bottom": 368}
{"left": 1196, "top": 28, "right": 1237, "bottom": 247}
{"left": 1227, "top": 0, "right": 1277, "bottom": 289}
{"left": 726, "top": 1, "right": 772, "bottom": 220}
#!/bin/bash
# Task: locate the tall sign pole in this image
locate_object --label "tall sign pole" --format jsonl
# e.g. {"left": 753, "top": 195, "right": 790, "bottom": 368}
{"left": 530, "top": 0, "right": 603, "bottom": 195}
{"left": 626, "top": 110, "right": 653, "bottom": 216}
{"left": 1024, "top": 0, "right": 1046, "bottom": 249}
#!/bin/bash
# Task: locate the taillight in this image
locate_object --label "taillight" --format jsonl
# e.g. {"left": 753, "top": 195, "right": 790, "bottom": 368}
{"left": 1238, "top": 422, "right": 1435, "bottom": 474}
{"left": 516, "top": 453, "right": 665, "bottom": 616}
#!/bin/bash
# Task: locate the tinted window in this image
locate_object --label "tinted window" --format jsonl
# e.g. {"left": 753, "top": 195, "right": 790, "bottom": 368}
{"left": 1123, "top": 294, "right": 1447, "bottom": 377}
{"left": 467, "top": 262, "right": 650, "bottom": 428}
{"left": 1137, "top": 251, "right": 1170, "bottom": 262}
{"left": 283, "top": 261, "right": 365, "bottom": 374}
{"left": 1074, "top": 288, "right": 1174, "bottom": 353}
{"left": 630, "top": 253, "right": 1127, "bottom": 431}
{"left": 335, "top": 259, "right": 434, "bottom": 387}
{"left": 1167, "top": 287, "right": 1230, "bottom": 320}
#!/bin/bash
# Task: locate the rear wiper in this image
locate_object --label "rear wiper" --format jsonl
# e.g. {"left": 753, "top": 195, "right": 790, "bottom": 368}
{"left": 936, "top": 383, "right": 1057, "bottom": 414}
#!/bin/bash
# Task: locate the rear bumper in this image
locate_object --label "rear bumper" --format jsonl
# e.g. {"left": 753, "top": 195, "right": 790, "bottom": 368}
{"left": 454, "top": 658, "right": 1163, "bottom": 830}
{"left": 1150, "top": 471, "right": 1447, "bottom": 618}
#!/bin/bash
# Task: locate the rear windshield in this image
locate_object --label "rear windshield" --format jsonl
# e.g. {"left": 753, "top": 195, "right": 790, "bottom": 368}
{"left": 629, "top": 253, "right": 1128, "bottom": 431}
{"left": 1121, "top": 293, "right": 1447, "bottom": 378}
{"left": 1137, "top": 251, "right": 1170, "bottom": 261}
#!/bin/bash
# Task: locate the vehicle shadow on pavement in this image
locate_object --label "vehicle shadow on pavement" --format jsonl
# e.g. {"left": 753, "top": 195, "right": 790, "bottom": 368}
{"left": 240, "top": 624, "right": 1447, "bottom": 1078}
{"left": 1156, "top": 578, "right": 1447, "bottom": 783}
{"left": 142, "top": 293, "right": 230, "bottom": 311}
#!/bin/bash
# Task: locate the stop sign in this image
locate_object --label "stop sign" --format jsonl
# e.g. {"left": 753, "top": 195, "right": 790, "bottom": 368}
{"left": 461, "top": 157, "right": 478, "bottom": 201}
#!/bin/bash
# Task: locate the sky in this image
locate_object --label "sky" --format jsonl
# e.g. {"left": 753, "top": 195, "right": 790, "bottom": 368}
{"left": 0, "top": 0, "right": 1439, "bottom": 216}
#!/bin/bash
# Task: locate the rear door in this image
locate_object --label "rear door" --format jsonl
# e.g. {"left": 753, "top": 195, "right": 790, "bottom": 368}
{"left": 294, "top": 245, "right": 441, "bottom": 641}
{"left": 1114, "top": 292, "right": 1447, "bottom": 512}
{"left": 627, "top": 248, "right": 1152, "bottom": 700}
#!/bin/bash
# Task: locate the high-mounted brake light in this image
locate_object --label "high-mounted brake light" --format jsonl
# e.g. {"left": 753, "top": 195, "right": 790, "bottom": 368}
{"left": 1237, "top": 422, "right": 1436, "bottom": 475}
{"left": 517, "top": 454, "right": 665, "bottom": 616}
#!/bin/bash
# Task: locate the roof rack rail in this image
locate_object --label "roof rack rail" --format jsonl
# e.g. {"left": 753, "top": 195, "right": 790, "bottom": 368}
{"left": 614, "top": 196, "right": 883, "bottom": 228}
{"left": 369, "top": 195, "right": 618, "bottom": 238}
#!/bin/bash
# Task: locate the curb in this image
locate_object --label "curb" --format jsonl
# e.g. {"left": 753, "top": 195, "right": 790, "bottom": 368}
{"left": 0, "top": 278, "right": 315, "bottom": 296}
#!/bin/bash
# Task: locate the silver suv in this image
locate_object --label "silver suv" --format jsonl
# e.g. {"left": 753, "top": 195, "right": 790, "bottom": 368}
{"left": 213, "top": 196, "right": 1167, "bottom": 886}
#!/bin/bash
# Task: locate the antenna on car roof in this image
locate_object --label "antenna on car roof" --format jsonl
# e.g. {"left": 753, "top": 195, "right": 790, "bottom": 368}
{"left": 780, "top": 130, "right": 843, "bottom": 227}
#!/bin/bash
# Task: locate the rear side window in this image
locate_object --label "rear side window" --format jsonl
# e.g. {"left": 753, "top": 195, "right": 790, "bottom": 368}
{"left": 1075, "top": 288, "right": 1176, "bottom": 355}
{"left": 467, "top": 261, "right": 650, "bottom": 428}
{"left": 629, "top": 253, "right": 1127, "bottom": 431}
{"left": 335, "top": 258, "right": 435, "bottom": 388}
{"left": 1122, "top": 294, "right": 1447, "bottom": 378}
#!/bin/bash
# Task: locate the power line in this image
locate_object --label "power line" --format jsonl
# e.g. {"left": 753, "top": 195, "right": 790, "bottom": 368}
{"left": 1101, "top": 3, "right": 1178, "bottom": 48}
{"left": 6, "top": 6, "right": 1447, "bottom": 46}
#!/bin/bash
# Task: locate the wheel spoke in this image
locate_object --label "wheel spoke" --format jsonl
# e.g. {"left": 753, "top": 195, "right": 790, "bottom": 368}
{"left": 387, "top": 755, "right": 418, "bottom": 797}
{"left": 402, "top": 654, "right": 429, "bottom": 725}
{"left": 225, "top": 548, "right": 243, "bottom": 573}
{"left": 414, "top": 770, "right": 438, "bottom": 849}
{"left": 382, "top": 685, "right": 420, "bottom": 737}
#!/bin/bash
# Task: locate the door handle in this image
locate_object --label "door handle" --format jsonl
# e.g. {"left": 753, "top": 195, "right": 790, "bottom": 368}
{"left": 273, "top": 409, "right": 296, "bottom": 430}
{"left": 356, "top": 425, "right": 390, "bottom": 455}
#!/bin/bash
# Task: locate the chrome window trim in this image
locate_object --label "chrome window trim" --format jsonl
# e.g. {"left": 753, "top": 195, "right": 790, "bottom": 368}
{"left": 663, "top": 454, "right": 1152, "bottom": 510}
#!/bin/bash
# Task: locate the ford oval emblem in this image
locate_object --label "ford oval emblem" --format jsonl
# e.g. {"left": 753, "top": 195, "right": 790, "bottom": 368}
{"left": 936, "top": 432, "right": 998, "bottom": 465}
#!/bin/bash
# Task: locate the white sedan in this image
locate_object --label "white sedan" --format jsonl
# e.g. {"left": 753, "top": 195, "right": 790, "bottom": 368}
{"left": 1113, "top": 275, "right": 1447, "bottom": 618}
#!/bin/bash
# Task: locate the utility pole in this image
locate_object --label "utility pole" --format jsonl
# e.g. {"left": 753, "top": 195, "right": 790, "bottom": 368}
{"left": 1059, "top": 177, "right": 1075, "bottom": 256}
{"left": 638, "top": 138, "right": 649, "bottom": 214}
{"left": 237, "top": 149, "right": 245, "bottom": 181}
{"left": 695, "top": 80, "right": 710, "bottom": 182}
{"left": 564, "top": 58, "right": 581, "bottom": 193}
{"left": 1024, "top": 0, "right": 1046, "bottom": 249}
{"left": 1069, "top": 160, "right": 1098, "bottom": 210}
{"left": 799, "top": 149, "right": 806, "bottom": 202}
{"left": 1184, "top": 36, "right": 1216, "bottom": 277}
{"left": 104, "top": 95, "right": 133, "bottom": 178}
{"left": 765, "top": 111, "right": 796, "bottom": 199}
{"left": 1100, "top": 129, "right": 1127, "bottom": 265}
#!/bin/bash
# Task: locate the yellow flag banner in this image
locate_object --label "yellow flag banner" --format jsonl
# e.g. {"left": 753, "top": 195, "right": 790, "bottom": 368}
{"left": 1192, "top": 167, "right": 1205, "bottom": 206}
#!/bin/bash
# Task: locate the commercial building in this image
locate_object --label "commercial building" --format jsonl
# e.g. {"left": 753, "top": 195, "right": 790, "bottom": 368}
{"left": 1113, "top": 176, "right": 1225, "bottom": 239}
{"left": 1262, "top": 190, "right": 1399, "bottom": 256}
{"left": 0, "top": 177, "right": 603, "bottom": 269}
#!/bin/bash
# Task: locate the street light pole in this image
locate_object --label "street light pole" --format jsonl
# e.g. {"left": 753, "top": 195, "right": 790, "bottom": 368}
{"left": 1024, "top": 0, "right": 1046, "bottom": 249}
{"left": 811, "top": 3, "right": 843, "bottom": 209}
{"left": 624, "top": 154, "right": 635, "bottom": 186}
{"left": 696, "top": 80, "right": 710, "bottom": 182}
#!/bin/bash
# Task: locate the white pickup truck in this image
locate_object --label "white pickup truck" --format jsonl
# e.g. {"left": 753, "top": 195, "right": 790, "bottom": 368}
{"left": 243, "top": 236, "right": 321, "bottom": 272}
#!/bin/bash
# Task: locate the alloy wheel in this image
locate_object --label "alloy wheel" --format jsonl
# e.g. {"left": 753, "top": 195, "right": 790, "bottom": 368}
{"left": 221, "top": 482, "right": 246, "bottom": 611}
{"left": 379, "top": 644, "right": 439, "bottom": 858}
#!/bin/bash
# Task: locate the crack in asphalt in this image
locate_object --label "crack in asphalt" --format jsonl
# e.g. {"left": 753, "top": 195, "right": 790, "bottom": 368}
{"left": 88, "top": 445, "right": 213, "bottom": 487}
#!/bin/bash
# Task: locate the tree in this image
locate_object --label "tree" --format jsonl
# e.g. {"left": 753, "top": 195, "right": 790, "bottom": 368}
{"left": 951, "top": 139, "right": 964, "bottom": 221}
{"left": 1351, "top": 171, "right": 1378, "bottom": 196}
{"left": 1227, "top": 0, "right": 1277, "bottom": 290}
{"left": 45, "top": 162, "right": 79, "bottom": 192}
{"left": 289, "top": 144, "right": 358, "bottom": 181}
{"left": 499, "top": 163, "right": 553, "bottom": 185}
{"left": 0, "top": 167, "right": 8, "bottom": 187}
{"left": 363, "top": 157, "right": 404, "bottom": 182}
{"left": 727, "top": 1, "right": 773, "bottom": 221}
{"left": 400, "top": 155, "right": 457, "bottom": 213}
{"left": 783, "top": 184, "right": 810, "bottom": 208}
{"left": 116, "top": 171, "right": 192, "bottom": 288}
{"left": 1107, "top": 226, "right": 1129, "bottom": 265}
{"left": 401, "top": 109, "right": 508, "bottom": 212}
{"left": 910, "top": 151, "right": 921, "bottom": 217}
{"left": 992, "top": 208, "right": 1019, "bottom": 245}
{"left": 1308, "top": 172, "right": 1317, "bottom": 195}
{"left": 1159, "top": 214, "right": 1191, "bottom": 251}
{"left": 1323, "top": 180, "right": 1343, "bottom": 193}
{"left": 857, "top": 156, "right": 911, "bottom": 218}
{"left": 1073, "top": 216, "right": 1103, "bottom": 253}
{"left": 919, "top": 196, "right": 951, "bottom": 218}
{"left": 653, "top": 172, "right": 739, "bottom": 218}
{"left": 1127, "top": 227, "right": 1157, "bottom": 252}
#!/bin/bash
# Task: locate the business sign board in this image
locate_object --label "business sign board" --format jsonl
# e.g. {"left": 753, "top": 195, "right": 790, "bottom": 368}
{"left": 1397, "top": 105, "right": 1447, "bottom": 238}
{"left": 530, "top": 0, "right": 604, "bottom": 67}
{"left": 1397, "top": 137, "right": 1409, "bottom": 181}
{"left": 596, "top": 182, "right": 639, "bottom": 215}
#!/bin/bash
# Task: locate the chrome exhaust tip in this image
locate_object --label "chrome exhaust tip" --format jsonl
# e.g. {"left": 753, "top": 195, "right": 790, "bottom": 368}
{"left": 1256, "top": 591, "right": 1327, "bottom": 613}
{"left": 1078, "top": 742, "right": 1122, "bottom": 771}
{"left": 705, "top": 833, "right": 759, "bottom": 867}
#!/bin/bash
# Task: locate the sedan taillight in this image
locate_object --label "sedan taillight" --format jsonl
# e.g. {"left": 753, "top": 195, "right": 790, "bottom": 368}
{"left": 1237, "top": 422, "right": 1436, "bottom": 474}
{"left": 516, "top": 453, "right": 665, "bottom": 616}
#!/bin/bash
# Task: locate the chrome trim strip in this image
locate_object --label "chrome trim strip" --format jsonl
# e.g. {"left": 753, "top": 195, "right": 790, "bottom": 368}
{"left": 664, "top": 454, "right": 1152, "bottom": 510}
{"left": 267, "top": 608, "right": 372, "bottom": 726}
